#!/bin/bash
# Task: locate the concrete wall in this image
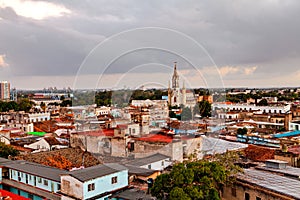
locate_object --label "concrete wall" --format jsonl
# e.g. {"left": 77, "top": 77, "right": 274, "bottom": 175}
{"left": 61, "top": 175, "right": 83, "bottom": 199}
{"left": 183, "top": 137, "right": 202, "bottom": 157}
{"left": 133, "top": 141, "right": 183, "bottom": 162}
{"left": 70, "top": 134, "right": 110, "bottom": 154}
{"left": 222, "top": 182, "right": 294, "bottom": 200}
{"left": 128, "top": 123, "right": 140, "bottom": 136}
{"left": 111, "top": 138, "right": 127, "bottom": 157}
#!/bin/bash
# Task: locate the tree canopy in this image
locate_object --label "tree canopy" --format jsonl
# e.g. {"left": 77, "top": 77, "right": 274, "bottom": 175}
{"left": 194, "top": 100, "right": 211, "bottom": 118}
{"left": 151, "top": 152, "right": 241, "bottom": 200}
{"left": 0, "top": 142, "right": 19, "bottom": 158}
{"left": 181, "top": 106, "right": 192, "bottom": 121}
{"left": 0, "top": 99, "right": 34, "bottom": 112}
{"left": 237, "top": 127, "right": 248, "bottom": 135}
{"left": 257, "top": 99, "right": 268, "bottom": 106}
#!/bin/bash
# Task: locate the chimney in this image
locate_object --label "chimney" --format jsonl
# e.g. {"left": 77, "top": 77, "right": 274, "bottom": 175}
{"left": 265, "top": 159, "right": 288, "bottom": 169}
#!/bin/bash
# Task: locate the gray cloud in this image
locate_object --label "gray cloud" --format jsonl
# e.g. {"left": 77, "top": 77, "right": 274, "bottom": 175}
{"left": 1, "top": 0, "right": 300, "bottom": 88}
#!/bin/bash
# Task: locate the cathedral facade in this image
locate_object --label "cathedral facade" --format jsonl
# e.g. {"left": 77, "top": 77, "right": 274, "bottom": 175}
{"left": 168, "top": 62, "right": 186, "bottom": 107}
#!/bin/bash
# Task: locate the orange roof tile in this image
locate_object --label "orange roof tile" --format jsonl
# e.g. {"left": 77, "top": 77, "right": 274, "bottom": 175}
{"left": 135, "top": 134, "right": 173, "bottom": 143}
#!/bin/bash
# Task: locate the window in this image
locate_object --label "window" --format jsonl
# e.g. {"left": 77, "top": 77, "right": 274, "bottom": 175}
{"left": 256, "top": 197, "right": 261, "bottom": 200}
{"left": 88, "top": 183, "right": 95, "bottom": 191}
{"left": 231, "top": 187, "right": 236, "bottom": 197}
{"left": 148, "top": 164, "right": 151, "bottom": 169}
{"left": 44, "top": 180, "right": 48, "bottom": 186}
{"left": 245, "top": 192, "right": 250, "bottom": 200}
{"left": 132, "top": 129, "right": 135, "bottom": 134}
{"left": 111, "top": 176, "right": 118, "bottom": 184}
{"left": 161, "top": 161, "right": 164, "bottom": 166}
{"left": 37, "top": 177, "right": 42, "bottom": 183}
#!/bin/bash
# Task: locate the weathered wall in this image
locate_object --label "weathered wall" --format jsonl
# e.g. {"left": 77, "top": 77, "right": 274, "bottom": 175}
{"left": 222, "top": 182, "right": 294, "bottom": 200}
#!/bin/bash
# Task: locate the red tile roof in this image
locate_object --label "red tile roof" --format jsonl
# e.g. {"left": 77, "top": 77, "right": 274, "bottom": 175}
{"left": 75, "top": 129, "right": 114, "bottom": 137}
{"left": 135, "top": 134, "right": 173, "bottom": 143}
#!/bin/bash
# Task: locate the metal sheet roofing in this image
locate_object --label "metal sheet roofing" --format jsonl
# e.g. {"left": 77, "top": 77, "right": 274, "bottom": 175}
{"left": 200, "top": 136, "right": 248, "bottom": 155}
{"left": 124, "top": 164, "right": 158, "bottom": 176}
{"left": 273, "top": 130, "right": 300, "bottom": 138}
{"left": 3, "top": 160, "right": 66, "bottom": 182}
{"left": 0, "top": 157, "right": 13, "bottom": 165}
{"left": 66, "top": 163, "right": 127, "bottom": 182}
{"left": 125, "top": 153, "right": 170, "bottom": 167}
{"left": 255, "top": 165, "right": 300, "bottom": 178}
{"left": 239, "top": 169, "right": 300, "bottom": 199}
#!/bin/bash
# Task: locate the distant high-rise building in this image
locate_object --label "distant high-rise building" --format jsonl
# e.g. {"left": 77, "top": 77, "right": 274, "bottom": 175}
{"left": 0, "top": 81, "right": 10, "bottom": 101}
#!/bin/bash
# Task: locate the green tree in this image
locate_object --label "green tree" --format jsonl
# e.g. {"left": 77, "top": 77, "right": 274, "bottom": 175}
{"left": 18, "top": 98, "right": 34, "bottom": 112}
{"left": 237, "top": 127, "right": 248, "bottom": 135}
{"left": 60, "top": 100, "right": 72, "bottom": 107}
{"left": 169, "top": 187, "right": 191, "bottom": 200}
{"left": 257, "top": 99, "right": 268, "bottom": 106}
{"left": 181, "top": 106, "right": 192, "bottom": 121}
{"left": 151, "top": 152, "right": 241, "bottom": 200}
{"left": 197, "top": 100, "right": 211, "bottom": 118}
{"left": 0, "top": 142, "right": 19, "bottom": 158}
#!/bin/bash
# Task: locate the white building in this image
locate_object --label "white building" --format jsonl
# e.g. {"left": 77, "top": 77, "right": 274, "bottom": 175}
{"left": 212, "top": 102, "right": 290, "bottom": 114}
{"left": 125, "top": 153, "right": 172, "bottom": 171}
{"left": 289, "top": 121, "right": 300, "bottom": 131}
{"left": 28, "top": 112, "right": 50, "bottom": 122}
{"left": 95, "top": 106, "right": 111, "bottom": 116}
{"left": 24, "top": 137, "right": 68, "bottom": 152}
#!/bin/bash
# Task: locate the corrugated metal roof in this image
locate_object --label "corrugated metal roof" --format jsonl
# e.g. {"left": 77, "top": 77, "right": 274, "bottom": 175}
{"left": 201, "top": 136, "right": 248, "bottom": 155}
{"left": 256, "top": 165, "right": 300, "bottom": 178}
{"left": 0, "top": 157, "right": 13, "bottom": 164}
{"left": 125, "top": 153, "right": 170, "bottom": 167}
{"left": 238, "top": 169, "right": 300, "bottom": 199}
{"left": 3, "top": 160, "right": 66, "bottom": 182}
{"left": 66, "top": 163, "right": 127, "bottom": 182}
{"left": 124, "top": 164, "right": 157, "bottom": 176}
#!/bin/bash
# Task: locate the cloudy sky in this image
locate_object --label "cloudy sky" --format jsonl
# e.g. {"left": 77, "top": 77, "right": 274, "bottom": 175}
{"left": 0, "top": 0, "right": 300, "bottom": 90}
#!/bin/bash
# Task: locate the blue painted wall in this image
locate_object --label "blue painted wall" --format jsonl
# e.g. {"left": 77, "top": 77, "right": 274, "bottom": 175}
{"left": 9, "top": 169, "right": 61, "bottom": 192}
{"left": 83, "top": 170, "right": 128, "bottom": 199}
